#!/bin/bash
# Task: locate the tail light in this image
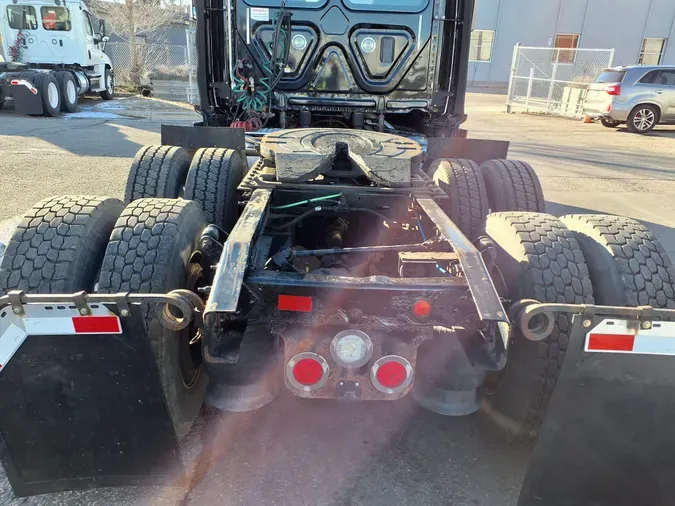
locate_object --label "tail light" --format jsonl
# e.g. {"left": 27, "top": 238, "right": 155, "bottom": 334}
{"left": 605, "top": 84, "right": 621, "bottom": 96}
{"left": 371, "top": 356, "right": 414, "bottom": 394}
{"left": 286, "top": 352, "right": 329, "bottom": 392}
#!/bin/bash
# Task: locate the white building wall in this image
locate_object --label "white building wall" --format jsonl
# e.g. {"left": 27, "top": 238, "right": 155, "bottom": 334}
{"left": 468, "top": 0, "right": 675, "bottom": 88}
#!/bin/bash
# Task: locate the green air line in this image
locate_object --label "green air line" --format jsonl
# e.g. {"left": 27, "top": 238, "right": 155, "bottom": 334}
{"left": 271, "top": 193, "right": 344, "bottom": 210}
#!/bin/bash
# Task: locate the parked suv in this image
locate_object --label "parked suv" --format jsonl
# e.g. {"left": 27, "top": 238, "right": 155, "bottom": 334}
{"left": 584, "top": 65, "right": 675, "bottom": 133}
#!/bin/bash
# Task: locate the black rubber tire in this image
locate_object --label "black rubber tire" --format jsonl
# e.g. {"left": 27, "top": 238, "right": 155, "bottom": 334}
{"left": 627, "top": 104, "right": 659, "bottom": 134}
{"left": 56, "top": 71, "right": 78, "bottom": 113}
{"left": 561, "top": 215, "right": 675, "bottom": 308}
{"left": 482, "top": 212, "right": 594, "bottom": 436}
{"left": 97, "top": 198, "right": 208, "bottom": 438}
{"left": 20, "top": 71, "right": 60, "bottom": 117}
{"left": 100, "top": 68, "right": 114, "bottom": 100}
{"left": 124, "top": 145, "right": 191, "bottom": 202}
{"left": 0, "top": 196, "right": 124, "bottom": 294}
{"left": 601, "top": 118, "right": 620, "bottom": 128}
{"left": 184, "top": 148, "right": 245, "bottom": 231}
{"left": 429, "top": 158, "right": 489, "bottom": 240}
{"left": 480, "top": 159, "right": 545, "bottom": 213}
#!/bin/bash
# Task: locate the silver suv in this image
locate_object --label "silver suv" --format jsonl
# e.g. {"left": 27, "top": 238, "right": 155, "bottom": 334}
{"left": 584, "top": 65, "right": 675, "bottom": 133}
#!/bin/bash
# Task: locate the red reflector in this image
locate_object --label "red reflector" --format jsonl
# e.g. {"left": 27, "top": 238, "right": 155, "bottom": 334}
{"left": 10, "top": 80, "right": 19, "bottom": 85}
{"left": 72, "top": 316, "right": 121, "bottom": 334}
{"left": 605, "top": 84, "right": 621, "bottom": 96}
{"left": 587, "top": 333, "right": 635, "bottom": 352}
{"left": 376, "top": 361, "right": 408, "bottom": 389}
{"left": 278, "top": 295, "right": 312, "bottom": 312}
{"left": 413, "top": 299, "right": 431, "bottom": 317}
{"left": 293, "top": 358, "right": 324, "bottom": 386}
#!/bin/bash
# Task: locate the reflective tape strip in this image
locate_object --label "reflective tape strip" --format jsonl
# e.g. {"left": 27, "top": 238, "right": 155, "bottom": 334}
{"left": 0, "top": 324, "right": 29, "bottom": 371}
{"left": 0, "top": 304, "right": 122, "bottom": 371}
{"left": 10, "top": 79, "right": 38, "bottom": 95}
{"left": 586, "top": 319, "right": 675, "bottom": 356}
{"left": 23, "top": 315, "right": 121, "bottom": 335}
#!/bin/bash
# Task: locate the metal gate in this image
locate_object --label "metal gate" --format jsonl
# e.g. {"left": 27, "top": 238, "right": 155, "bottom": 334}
{"left": 506, "top": 44, "right": 615, "bottom": 118}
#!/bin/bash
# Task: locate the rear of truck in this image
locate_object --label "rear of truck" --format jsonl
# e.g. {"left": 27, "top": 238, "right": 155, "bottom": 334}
{"left": 2, "top": 0, "right": 675, "bottom": 502}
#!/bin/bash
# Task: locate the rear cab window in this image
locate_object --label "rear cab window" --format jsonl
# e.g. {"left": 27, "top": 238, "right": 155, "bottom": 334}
{"left": 6, "top": 5, "right": 38, "bottom": 30}
{"left": 594, "top": 71, "right": 626, "bottom": 84}
{"left": 40, "top": 6, "right": 71, "bottom": 31}
{"left": 343, "top": 0, "right": 429, "bottom": 12}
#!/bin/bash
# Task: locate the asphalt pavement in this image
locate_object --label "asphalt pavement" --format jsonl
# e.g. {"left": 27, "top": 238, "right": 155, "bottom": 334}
{"left": 0, "top": 93, "right": 674, "bottom": 505}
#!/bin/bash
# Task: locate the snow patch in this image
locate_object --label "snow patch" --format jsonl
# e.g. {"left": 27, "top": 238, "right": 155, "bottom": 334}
{"left": 64, "top": 111, "right": 122, "bottom": 119}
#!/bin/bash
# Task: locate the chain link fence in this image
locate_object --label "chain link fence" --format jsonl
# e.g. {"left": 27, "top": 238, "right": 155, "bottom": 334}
{"left": 506, "top": 45, "right": 615, "bottom": 118}
{"left": 105, "top": 29, "right": 198, "bottom": 104}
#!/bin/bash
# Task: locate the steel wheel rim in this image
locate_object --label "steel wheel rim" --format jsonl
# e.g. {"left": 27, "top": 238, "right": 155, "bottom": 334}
{"left": 47, "top": 82, "right": 59, "bottom": 109}
{"left": 634, "top": 109, "right": 655, "bottom": 131}
{"left": 66, "top": 80, "right": 76, "bottom": 104}
{"left": 106, "top": 75, "right": 113, "bottom": 94}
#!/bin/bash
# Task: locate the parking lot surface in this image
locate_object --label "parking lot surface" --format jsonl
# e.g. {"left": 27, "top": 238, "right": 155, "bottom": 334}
{"left": 0, "top": 93, "right": 674, "bottom": 506}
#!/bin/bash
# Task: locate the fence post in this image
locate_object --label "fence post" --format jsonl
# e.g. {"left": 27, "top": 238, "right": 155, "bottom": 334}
{"left": 506, "top": 42, "right": 520, "bottom": 113}
{"left": 608, "top": 48, "right": 615, "bottom": 67}
{"left": 525, "top": 67, "right": 535, "bottom": 112}
{"left": 547, "top": 53, "right": 559, "bottom": 112}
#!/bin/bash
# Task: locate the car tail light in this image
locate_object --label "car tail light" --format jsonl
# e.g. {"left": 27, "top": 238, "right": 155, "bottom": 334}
{"left": 413, "top": 299, "right": 431, "bottom": 318}
{"left": 605, "top": 84, "right": 621, "bottom": 96}
{"left": 371, "top": 356, "right": 414, "bottom": 394}
{"left": 286, "top": 352, "right": 329, "bottom": 391}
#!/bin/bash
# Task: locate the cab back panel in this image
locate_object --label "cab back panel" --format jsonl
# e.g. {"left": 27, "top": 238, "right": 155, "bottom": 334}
{"left": 233, "top": 0, "right": 444, "bottom": 103}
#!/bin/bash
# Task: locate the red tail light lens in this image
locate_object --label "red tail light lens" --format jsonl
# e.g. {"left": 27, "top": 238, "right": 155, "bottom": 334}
{"left": 294, "top": 359, "right": 324, "bottom": 385}
{"left": 286, "top": 353, "right": 329, "bottom": 391}
{"left": 371, "top": 356, "right": 414, "bottom": 394}
{"left": 605, "top": 84, "right": 621, "bottom": 96}
{"left": 377, "top": 361, "right": 408, "bottom": 388}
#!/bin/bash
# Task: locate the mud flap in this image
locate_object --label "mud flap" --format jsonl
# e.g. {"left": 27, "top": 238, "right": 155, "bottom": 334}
{"left": 518, "top": 314, "right": 675, "bottom": 506}
{"left": 0, "top": 310, "right": 184, "bottom": 497}
{"left": 11, "top": 83, "right": 43, "bottom": 116}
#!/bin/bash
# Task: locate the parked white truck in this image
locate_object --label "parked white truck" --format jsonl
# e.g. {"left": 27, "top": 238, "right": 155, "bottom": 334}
{"left": 0, "top": 0, "right": 114, "bottom": 115}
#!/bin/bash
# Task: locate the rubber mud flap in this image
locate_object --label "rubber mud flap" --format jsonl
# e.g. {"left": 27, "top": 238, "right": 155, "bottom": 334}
{"left": 518, "top": 314, "right": 675, "bottom": 506}
{"left": 0, "top": 311, "right": 184, "bottom": 497}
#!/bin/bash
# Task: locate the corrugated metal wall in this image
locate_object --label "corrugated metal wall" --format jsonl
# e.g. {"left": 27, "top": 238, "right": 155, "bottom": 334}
{"left": 468, "top": 0, "right": 675, "bottom": 86}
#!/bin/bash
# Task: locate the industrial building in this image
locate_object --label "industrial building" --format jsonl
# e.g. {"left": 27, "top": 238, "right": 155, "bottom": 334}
{"left": 469, "top": 0, "right": 675, "bottom": 91}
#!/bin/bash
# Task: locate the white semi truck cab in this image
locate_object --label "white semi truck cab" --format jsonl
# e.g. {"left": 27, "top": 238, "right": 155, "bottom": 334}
{"left": 0, "top": 0, "right": 115, "bottom": 115}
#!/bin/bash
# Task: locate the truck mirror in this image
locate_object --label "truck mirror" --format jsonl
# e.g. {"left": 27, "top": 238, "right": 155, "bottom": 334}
{"left": 99, "top": 19, "right": 106, "bottom": 36}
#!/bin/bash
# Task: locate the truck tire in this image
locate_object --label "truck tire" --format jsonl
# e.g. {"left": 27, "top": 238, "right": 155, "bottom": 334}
{"left": 482, "top": 212, "right": 594, "bottom": 436}
{"left": 561, "top": 215, "right": 675, "bottom": 308}
{"left": 98, "top": 199, "right": 208, "bottom": 438}
{"left": 0, "top": 196, "right": 124, "bottom": 294}
{"left": 56, "top": 71, "right": 78, "bottom": 113}
{"left": 20, "top": 71, "right": 60, "bottom": 117}
{"left": 184, "top": 148, "right": 245, "bottom": 231}
{"left": 429, "top": 158, "right": 489, "bottom": 240}
{"left": 100, "top": 68, "right": 114, "bottom": 100}
{"left": 125, "top": 145, "right": 191, "bottom": 202}
{"left": 480, "top": 160, "right": 545, "bottom": 213}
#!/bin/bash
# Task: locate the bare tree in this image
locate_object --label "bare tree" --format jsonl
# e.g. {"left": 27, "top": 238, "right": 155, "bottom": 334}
{"left": 89, "top": 0, "right": 185, "bottom": 84}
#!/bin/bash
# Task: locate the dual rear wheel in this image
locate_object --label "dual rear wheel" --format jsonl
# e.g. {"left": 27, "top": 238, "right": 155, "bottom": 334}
{"left": 428, "top": 157, "right": 545, "bottom": 239}
{"left": 0, "top": 195, "right": 210, "bottom": 439}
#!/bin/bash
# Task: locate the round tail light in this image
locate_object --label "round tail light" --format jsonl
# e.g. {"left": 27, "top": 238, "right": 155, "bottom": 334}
{"left": 370, "top": 356, "right": 414, "bottom": 394}
{"left": 286, "top": 352, "right": 329, "bottom": 392}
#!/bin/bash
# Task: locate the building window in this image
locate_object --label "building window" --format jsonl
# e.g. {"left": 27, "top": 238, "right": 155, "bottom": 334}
{"left": 469, "top": 30, "right": 494, "bottom": 62}
{"left": 639, "top": 38, "right": 666, "bottom": 66}
{"left": 553, "top": 33, "right": 579, "bottom": 64}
